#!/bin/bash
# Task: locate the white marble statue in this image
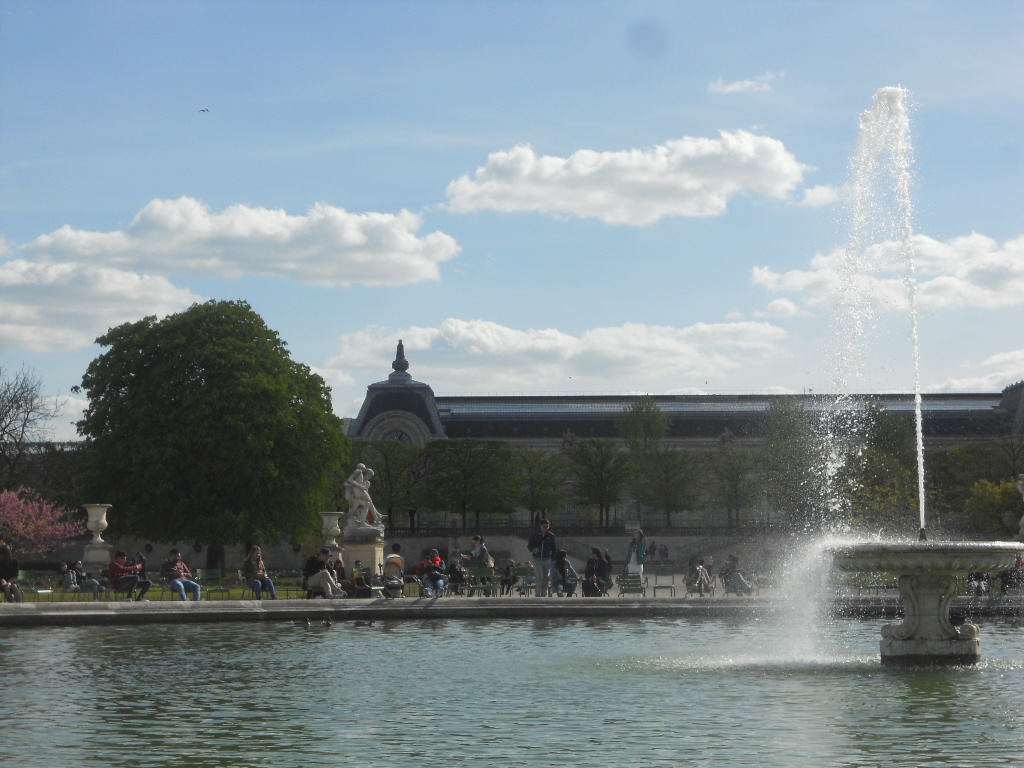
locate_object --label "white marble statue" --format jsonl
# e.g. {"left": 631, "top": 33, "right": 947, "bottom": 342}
{"left": 344, "top": 463, "right": 386, "bottom": 536}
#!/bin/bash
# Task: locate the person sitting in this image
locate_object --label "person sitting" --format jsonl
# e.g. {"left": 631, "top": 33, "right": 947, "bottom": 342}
{"left": 0, "top": 544, "right": 23, "bottom": 603}
{"left": 59, "top": 560, "right": 104, "bottom": 601}
{"left": 967, "top": 571, "right": 990, "bottom": 597}
{"left": 350, "top": 559, "right": 377, "bottom": 598}
{"left": 330, "top": 556, "right": 354, "bottom": 598}
{"left": 998, "top": 555, "right": 1024, "bottom": 594}
{"left": 447, "top": 558, "right": 468, "bottom": 595}
{"left": 417, "top": 549, "right": 446, "bottom": 598}
{"left": 719, "top": 554, "right": 754, "bottom": 596}
{"left": 499, "top": 558, "right": 519, "bottom": 596}
{"left": 160, "top": 549, "right": 201, "bottom": 601}
{"left": 242, "top": 545, "right": 276, "bottom": 600}
{"left": 549, "top": 550, "right": 578, "bottom": 597}
{"left": 302, "top": 548, "right": 346, "bottom": 598}
{"left": 107, "top": 551, "right": 152, "bottom": 602}
{"left": 686, "top": 557, "right": 712, "bottom": 597}
{"left": 582, "top": 548, "right": 610, "bottom": 597}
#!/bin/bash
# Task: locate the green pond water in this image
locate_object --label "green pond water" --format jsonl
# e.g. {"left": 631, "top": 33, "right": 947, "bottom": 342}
{"left": 2, "top": 616, "right": 1022, "bottom": 767}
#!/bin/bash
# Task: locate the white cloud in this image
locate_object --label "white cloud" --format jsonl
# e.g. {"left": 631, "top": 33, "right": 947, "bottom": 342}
{"left": 22, "top": 197, "right": 461, "bottom": 287}
{"left": 445, "top": 132, "right": 808, "bottom": 225}
{"left": 755, "top": 298, "right": 804, "bottom": 319}
{"left": 708, "top": 72, "right": 783, "bottom": 94}
{"left": 324, "top": 317, "right": 788, "bottom": 396}
{"left": 931, "top": 348, "right": 1024, "bottom": 393}
{"left": 797, "top": 184, "right": 840, "bottom": 207}
{"left": 0, "top": 259, "right": 201, "bottom": 353}
{"left": 752, "top": 232, "right": 1024, "bottom": 312}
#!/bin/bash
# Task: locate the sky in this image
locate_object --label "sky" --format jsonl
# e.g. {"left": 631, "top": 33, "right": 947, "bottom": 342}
{"left": 2, "top": 0, "right": 1022, "bottom": 441}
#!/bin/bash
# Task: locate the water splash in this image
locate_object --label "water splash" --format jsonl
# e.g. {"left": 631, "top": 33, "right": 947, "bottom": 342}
{"left": 823, "top": 86, "right": 926, "bottom": 531}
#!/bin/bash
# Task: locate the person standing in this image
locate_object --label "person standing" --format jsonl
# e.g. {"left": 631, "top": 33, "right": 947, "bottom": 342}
{"left": 526, "top": 519, "right": 556, "bottom": 597}
{"left": 242, "top": 545, "right": 276, "bottom": 599}
{"left": 624, "top": 528, "right": 647, "bottom": 577}
{"left": 160, "top": 549, "right": 201, "bottom": 601}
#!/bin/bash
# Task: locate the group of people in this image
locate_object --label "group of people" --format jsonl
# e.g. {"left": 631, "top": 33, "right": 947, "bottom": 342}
{"left": 46, "top": 545, "right": 279, "bottom": 603}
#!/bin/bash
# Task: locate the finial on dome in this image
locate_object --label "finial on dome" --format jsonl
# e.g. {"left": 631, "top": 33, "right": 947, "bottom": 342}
{"left": 392, "top": 339, "right": 409, "bottom": 373}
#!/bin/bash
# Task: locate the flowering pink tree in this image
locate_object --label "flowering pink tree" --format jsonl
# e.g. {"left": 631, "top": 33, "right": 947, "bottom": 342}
{"left": 0, "top": 488, "right": 85, "bottom": 553}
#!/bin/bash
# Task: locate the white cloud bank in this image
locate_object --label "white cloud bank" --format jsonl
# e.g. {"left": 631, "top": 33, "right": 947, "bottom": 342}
{"left": 445, "top": 131, "right": 808, "bottom": 225}
{"left": 0, "top": 259, "right": 202, "bottom": 353}
{"left": 752, "top": 232, "right": 1024, "bottom": 311}
{"left": 321, "top": 317, "right": 788, "bottom": 399}
{"left": 708, "top": 72, "right": 783, "bottom": 94}
{"left": 23, "top": 197, "right": 461, "bottom": 287}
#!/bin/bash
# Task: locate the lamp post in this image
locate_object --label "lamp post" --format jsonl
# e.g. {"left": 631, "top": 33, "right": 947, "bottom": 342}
{"left": 82, "top": 504, "right": 114, "bottom": 568}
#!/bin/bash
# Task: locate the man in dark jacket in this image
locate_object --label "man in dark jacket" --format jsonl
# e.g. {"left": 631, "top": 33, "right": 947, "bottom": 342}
{"left": 526, "top": 519, "right": 556, "bottom": 597}
{"left": 303, "top": 548, "right": 345, "bottom": 598}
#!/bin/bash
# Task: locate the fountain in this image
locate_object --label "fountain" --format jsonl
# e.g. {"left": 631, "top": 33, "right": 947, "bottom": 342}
{"left": 821, "top": 88, "right": 1022, "bottom": 664}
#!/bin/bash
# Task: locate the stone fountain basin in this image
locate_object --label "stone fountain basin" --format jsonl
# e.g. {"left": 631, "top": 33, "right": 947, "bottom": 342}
{"left": 829, "top": 541, "right": 1022, "bottom": 574}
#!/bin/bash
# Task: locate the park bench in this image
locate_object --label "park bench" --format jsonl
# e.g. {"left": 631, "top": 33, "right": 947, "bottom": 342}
{"left": 650, "top": 567, "right": 677, "bottom": 597}
{"left": 616, "top": 573, "right": 646, "bottom": 597}
{"left": 466, "top": 567, "right": 499, "bottom": 597}
{"left": 514, "top": 565, "right": 536, "bottom": 596}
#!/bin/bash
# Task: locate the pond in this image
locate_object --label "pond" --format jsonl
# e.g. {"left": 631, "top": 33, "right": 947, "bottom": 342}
{"left": 2, "top": 616, "right": 1022, "bottom": 767}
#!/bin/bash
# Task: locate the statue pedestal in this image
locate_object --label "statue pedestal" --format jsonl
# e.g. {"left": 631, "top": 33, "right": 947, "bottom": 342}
{"left": 343, "top": 534, "right": 385, "bottom": 576}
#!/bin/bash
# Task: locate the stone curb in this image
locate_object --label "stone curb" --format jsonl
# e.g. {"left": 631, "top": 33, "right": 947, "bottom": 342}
{"left": 2, "top": 594, "right": 1021, "bottom": 628}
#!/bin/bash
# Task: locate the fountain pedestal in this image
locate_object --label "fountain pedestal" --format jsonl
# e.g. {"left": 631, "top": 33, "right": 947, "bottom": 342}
{"left": 831, "top": 542, "right": 1022, "bottom": 665}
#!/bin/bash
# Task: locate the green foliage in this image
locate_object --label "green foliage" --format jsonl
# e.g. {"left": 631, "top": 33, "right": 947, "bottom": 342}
{"left": 760, "top": 397, "right": 823, "bottom": 530}
{"left": 616, "top": 395, "right": 669, "bottom": 452}
{"left": 705, "top": 445, "right": 760, "bottom": 528}
{"left": 634, "top": 445, "right": 695, "bottom": 527}
{"left": 74, "top": 300, "right": 348, "bottom": 550}
{"left": 514, "top": 446, "right": 567, "bottom": 516}
{"left": 566, "top": 438, "right": 630, "bottom": 526}
{"left": 928, "top": 441, "right": 1012, "bottom": 524}
{"left": 421, "top": 439, "right": 517, "bottom": 529}
{"left": 964, "top": 479, "right": 1022, "bottom": 537}
{"left": 350, "top": 440, "right": 428, "bottom": 529}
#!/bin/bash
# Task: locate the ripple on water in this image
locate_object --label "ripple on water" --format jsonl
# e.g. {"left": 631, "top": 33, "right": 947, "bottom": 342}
{"left": 1, "top": 617, "right": 1022, "bottom": 767}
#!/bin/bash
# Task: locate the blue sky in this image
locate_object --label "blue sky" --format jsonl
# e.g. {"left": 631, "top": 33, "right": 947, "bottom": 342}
{"left": 2, "top": 0, "right": 1022, "bottom": 441}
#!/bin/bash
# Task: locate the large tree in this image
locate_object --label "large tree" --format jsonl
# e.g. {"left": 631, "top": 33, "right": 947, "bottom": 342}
{"left": 566, "top": 438, "right": 630, "bottom": 527}
{"left": 421, "top": 439, "right": 517, "bottom": 530}
{"left": 350, "top": 439, "right": 427, "bottom": 531}
{"left": 515, "top": 445, "right": 567, "bottom": 521}
{"left": 74, "top": 300, "right": 348, "bottom": 565}
{"left": 0, "top": 365, "right": 65, "bottom": 491}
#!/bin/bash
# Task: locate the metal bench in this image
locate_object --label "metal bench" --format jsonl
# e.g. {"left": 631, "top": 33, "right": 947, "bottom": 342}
{"left": 616, "top": 573, "right": 646, "bottom": 597}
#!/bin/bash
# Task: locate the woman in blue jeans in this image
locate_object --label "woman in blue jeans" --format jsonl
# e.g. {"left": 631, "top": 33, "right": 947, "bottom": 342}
{"left": 549, "top": 550, "right": 579, "bottom": 597}
{"left": 243, "top": 545, "right": 277, "bottom": 599}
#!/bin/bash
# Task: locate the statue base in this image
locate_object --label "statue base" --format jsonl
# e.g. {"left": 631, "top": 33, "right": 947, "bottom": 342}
{"left": 343, "top": 534, "right": 384, "bottom": 577}
{"left": 82, "top": 541, "right": 114, "bottom": 570}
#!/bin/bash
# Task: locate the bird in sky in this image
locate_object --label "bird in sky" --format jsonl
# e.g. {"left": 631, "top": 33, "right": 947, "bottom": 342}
{"left": 198, "top": 108, "right": 209, "bottom": 112}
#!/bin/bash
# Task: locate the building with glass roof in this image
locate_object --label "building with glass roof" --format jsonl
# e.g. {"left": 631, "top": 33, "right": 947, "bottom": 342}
{"left": 347, "top": 342, "right": 1023, "bottom": 452}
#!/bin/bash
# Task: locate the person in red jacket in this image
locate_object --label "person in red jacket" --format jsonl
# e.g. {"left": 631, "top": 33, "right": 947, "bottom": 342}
{"left": 107, "top": 551, "right": 152, "bottom": 601}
